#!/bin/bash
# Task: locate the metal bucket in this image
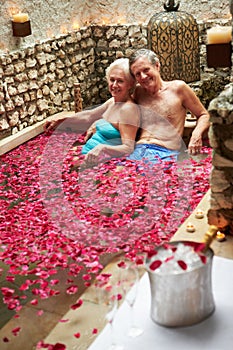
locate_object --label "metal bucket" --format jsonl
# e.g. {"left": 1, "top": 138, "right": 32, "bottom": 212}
{"left": 145, "top": 241, "right": 215, "bottom": 327}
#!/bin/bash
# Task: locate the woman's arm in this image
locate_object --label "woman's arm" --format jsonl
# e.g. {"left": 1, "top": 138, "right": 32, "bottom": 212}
{"left": 44, "top": 99, "right": 112, "bottom": 134}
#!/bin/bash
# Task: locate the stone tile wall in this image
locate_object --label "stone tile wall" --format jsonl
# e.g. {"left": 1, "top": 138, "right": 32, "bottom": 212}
{"left": 0, "top": 1, "right": 231, "bottom": 52}
{"left": 208, "top": 83, "right": 233, "bottom": 233}
{"left": 207, "top": 2, "right": 233, "bottom": 233}
{"left": 0, "top": 24, "right": 147, "bottom": 139}
{"left": 0, "top": 19, "right": 231, "bottom": 140}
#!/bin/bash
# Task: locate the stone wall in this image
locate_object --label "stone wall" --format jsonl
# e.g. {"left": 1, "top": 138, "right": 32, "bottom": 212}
{"left": 208, "top": 83, "right": 233, "bottom": 234}
{"left": 0, "top": 18, "right": 232, "bottom": 140}
{"left": 0, "top": 1, "right": 231, "bottom": 53}
{"left": 0, "top": 24, "right": 147, "bottom": 139}
{"left": 207, "top": 1, "right": 233, "bottom": 234}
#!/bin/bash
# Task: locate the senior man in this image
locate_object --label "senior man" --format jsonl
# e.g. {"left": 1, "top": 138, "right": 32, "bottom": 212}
{"left": 127, "top": 48, "right": 210, "bottom": 163}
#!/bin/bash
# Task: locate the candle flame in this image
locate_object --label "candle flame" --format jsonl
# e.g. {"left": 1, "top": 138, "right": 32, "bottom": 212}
{"left": 102, "top": 17, "right": 110, "bottom": 25}
{"left": 117, "top": 17, "right": 126, "bottom": 25}
{"left": 72, "top": 21, "right": 80, "bottom": 30}
{"left": 0, "top": 41, "right": 9, "bottom": 53}
{"left": 225, "top": 13, "right": 232, "bottom": 19}
{"left": 60, "top": 25, "right": 68, "bottom": 34}
{"left": 46, "top": 29, "right": 55, "bottom": 39}
{"left": 216, "top": 231, "right": 226, "bottom": 241}
{"left": 8, "top": 7, "right": 20, "bottom": 16}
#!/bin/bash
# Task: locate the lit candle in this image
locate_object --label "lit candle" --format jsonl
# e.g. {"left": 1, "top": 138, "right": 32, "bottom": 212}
{"left": 195, "top": 209, "right": 204, "bottom": 219}
{"left": 72, "top": 21, "right": 80, "bottom": 30}
{"left": 12, "top": 12, "right": 29, "bottom": 23}
{"left": 216, "top": 231, "right": 226, "bottom": 242}
{"left": 186, "top": 222, "right": 195, "bottom": 233}
{"left": 207, "top": 26, "right": 232, "bottom": 44}
{"left": 60, "top": 25, "right": 68, "bottom": 34}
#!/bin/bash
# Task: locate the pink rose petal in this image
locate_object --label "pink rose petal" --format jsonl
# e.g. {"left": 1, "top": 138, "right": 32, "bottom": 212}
{"left": 74, "top": 332, "right": 81, "bottom": 338}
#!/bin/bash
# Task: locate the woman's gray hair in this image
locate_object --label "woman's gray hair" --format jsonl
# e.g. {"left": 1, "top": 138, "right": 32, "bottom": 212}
{"left": 129, "top": 48, "right": 160, "bottom": 67}
{"left": 106, "top": 58, "right": 135, "bottom": 85}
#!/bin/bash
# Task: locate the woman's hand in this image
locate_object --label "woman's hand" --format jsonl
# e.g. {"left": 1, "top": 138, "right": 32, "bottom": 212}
{"left": 84, "top": 144, "right": 106, "bottom": 166}
{"left": 44, "top": 119, "right": 63, "bottom": 133}
{"left": 84, "top": 124, "right": 96, "bottom": 142}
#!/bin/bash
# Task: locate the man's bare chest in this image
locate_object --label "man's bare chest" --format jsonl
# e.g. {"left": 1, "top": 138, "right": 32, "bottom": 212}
{"left": 139, "top": 92, "right": 183, "bottom": 121}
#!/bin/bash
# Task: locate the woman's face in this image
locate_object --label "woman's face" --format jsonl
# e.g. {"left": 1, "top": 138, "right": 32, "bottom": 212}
{"left": 108, "top": 68, "right": 133, "bottom": 101}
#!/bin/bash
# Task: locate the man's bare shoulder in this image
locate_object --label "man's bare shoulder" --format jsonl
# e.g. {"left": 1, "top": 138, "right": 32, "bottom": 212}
{"left": 165, "top": 80, "right": 192, "bottom": 99}
{"left": 166, "top": 79, "right": 187, "bottom": 90}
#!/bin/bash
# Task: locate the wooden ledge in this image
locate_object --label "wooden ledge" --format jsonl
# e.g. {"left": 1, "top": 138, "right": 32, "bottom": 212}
{"left": 0, "top": 112, "right": 74, "bottom": 156}
{"left": 171, "top": 189, "right": 233, "bottom": 260}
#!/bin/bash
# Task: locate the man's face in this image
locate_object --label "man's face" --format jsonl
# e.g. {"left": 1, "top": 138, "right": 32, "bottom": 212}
{"left": 130, "top": 57, "right": 160, "bottom": 90}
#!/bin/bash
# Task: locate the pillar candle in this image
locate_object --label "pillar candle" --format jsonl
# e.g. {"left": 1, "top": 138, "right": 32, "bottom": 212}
{"left": 207, "top": 26, "right": 232, "bottom": 44}
{"left": 12, "top": 13, "right": 29, "bottom": 23}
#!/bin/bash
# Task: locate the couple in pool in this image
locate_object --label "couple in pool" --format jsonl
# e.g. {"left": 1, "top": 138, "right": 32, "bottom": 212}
{"left": 44, "top": 49, "right": 210, "bottom": 167}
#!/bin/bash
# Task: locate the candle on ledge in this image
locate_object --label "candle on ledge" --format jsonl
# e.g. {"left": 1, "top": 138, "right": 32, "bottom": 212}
{"left": 207, "top": 26, "right": 232, "bottom": 44}
{"left": 216, "top": 231, "right": 226, "bottom": 242}
{"left": 12, "top": 13, "right": 29, "bottom": 23}
{"left": 11, "top": 12, "right": 31, "bottom": 37}
{"left": 186, "top": 222, "right": 195, "bottom": 233}
{"left": 195, "top": 209, "right": 204, "bottom": 219}
{"left": 72, "top": 21, "right": 80, "bottom": 30}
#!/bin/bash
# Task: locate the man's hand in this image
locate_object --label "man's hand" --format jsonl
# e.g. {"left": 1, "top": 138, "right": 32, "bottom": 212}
{"left": 188, "top": 133, "right": 203, "bottom": 155}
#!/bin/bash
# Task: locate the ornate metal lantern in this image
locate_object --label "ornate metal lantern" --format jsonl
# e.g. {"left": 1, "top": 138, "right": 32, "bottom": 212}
{"left": 148, "top": 1, "right": 200, "bottom": 82}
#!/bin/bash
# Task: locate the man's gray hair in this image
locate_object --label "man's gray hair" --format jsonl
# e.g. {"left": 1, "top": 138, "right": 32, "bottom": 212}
{"left": 129, "top": 49, "right": 160, "bottom": 67}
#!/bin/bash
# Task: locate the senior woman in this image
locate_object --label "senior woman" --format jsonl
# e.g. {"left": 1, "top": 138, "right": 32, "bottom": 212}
{"left": 44, "top": 58, "right": 140, "bottom": 165}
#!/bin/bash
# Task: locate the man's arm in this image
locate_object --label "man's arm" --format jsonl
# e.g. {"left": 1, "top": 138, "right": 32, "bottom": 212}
{"left": 188, "top": 113, "right": 210, "bottom": 154}
{"left": 180, "top": 82, "right": 210, "bottom": 154}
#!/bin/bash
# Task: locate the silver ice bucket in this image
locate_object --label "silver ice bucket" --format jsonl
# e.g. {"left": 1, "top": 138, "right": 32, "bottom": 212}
{"left": 146, "top": 241, "right": 215, "bottom": 327}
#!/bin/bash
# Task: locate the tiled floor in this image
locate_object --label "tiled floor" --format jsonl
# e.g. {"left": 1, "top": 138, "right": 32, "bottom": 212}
{"left": 0, "top": 253, "right": 122, "bottom": 349}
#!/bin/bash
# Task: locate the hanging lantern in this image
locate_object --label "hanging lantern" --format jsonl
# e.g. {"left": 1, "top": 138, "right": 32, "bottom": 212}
{"left": 148, "top": 1, "right": 200, "bottom": 82}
